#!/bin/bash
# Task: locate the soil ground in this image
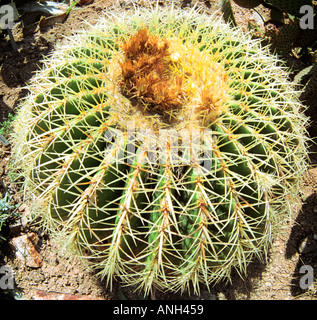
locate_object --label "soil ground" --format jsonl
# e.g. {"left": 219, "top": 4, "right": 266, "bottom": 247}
{"left": 1, "top": 0, "right": 317, "bottom": 300}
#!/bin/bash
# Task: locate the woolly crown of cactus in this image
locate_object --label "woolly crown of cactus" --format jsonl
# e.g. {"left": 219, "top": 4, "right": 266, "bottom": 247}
{"left": 11, "top": 6, "right": 309, "bottom": 294}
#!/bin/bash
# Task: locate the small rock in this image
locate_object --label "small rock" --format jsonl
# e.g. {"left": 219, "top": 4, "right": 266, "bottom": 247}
{"left": 10, "top": 233, "right": 42, "bottom": 268}
{"left": 217, "top": 292, "right": 226, "bottom": 300}
{"left": 291, "top": 255, "right": 298, "bottom": 262}
{"left": 250, "top": 11, "right": 264, "bottom": 29}
{"left": 300, "top": 237, "right": 317, "bottom": 254}
{"left": 298, "top": 236, "right": 309, "bottom": 254}
{"left": 17, "top": 203, "right": 30, "bottom": 228}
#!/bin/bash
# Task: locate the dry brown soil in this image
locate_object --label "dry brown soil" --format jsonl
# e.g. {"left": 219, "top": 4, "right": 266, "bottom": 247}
{"left": 1, "top": 0, "right": 317, "bottom": 300}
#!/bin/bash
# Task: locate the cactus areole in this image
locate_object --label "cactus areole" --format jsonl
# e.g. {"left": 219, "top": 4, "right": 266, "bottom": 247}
{"left": 11, "top": 7, "right": 308, "bottom": 294}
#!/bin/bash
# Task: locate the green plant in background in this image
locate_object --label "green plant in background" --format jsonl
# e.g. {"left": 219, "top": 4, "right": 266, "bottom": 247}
{"left": 222, "top": 0, "right": 317, "bottom": 125}
{"left": 0, "top": 192, "right": 17, "bottom": 241}
{"left": 222, "top": 0, "right": 317, "bottom": 54}
{"left": 11, "top": 6, "right": 309, "bottom": 294}
{"left": 294, "top": 62, "right": 317, "bottom": 109}
{"left": 0, "top": 113, "right": 16, "bottom": 139}
{"left": 0, "top": 113, "right": 16, "bottom": 147}
{"left": 231, "top": 0, "right": 313, "bottom": 15}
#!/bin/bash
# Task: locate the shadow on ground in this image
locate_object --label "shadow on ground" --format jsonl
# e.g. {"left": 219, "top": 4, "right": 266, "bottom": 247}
{"left": 285, "top": 193, "right": 317, "bottom": 297}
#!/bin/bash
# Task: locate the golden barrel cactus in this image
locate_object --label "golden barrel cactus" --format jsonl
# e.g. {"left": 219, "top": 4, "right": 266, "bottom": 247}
{"left": 11, "top": 7, "right": 309, "bottom": 294}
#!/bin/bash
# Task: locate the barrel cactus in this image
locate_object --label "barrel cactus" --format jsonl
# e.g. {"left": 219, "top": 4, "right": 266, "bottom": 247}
{"left": 11, "top": 7, "right": 309, "bottom": 294}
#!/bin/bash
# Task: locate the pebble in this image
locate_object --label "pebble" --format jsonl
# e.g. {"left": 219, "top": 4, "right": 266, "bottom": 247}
{"left": 217, "top": 292, "right": 226, "bottom": 300}
{"left": 298, "top": 236, "right": 309, "bottom": 254}
{"left": 10, "top": 233, "right": 42, "bottom": 268}
{"left": 250, "top": 11, "right": 265, "bottom": 28}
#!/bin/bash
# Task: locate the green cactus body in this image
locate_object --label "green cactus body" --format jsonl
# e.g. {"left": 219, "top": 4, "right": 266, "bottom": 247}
{"left": 11, "top": 7, "right": 308, "bottom": 294}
